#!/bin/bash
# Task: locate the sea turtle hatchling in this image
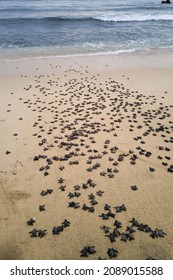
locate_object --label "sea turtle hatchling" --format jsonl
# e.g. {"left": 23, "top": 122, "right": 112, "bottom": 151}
{"left": 38, "top": 229, "right": 47, "bottom": 238}
{"left": 80, "top": 246, "right": 96, "bottom": 257}
{"left": 27, "top": 217, "right": 36, "bottom": 226}
{"left": 62, "top": 219, "right": 71, "bottom": 228}
{"left": 107, "top": 248, "right": 118, "bottom": 258}
{"left": 29, "top": 229, "right": 38, "bottom": 237}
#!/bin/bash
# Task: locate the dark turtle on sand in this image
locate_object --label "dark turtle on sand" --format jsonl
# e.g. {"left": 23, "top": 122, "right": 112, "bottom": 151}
{"left": 44, "top": 171, "right": 49, "bottom": 176}
{"left": 88, "top": 193, "right": 95, "bottom": 200}
{"left": 47, "top": 189, "right": 53, "bottom": 194}
{"left": 74, "top": 185, "right": 80, "bottom": 190}
{"left": 82, "top": 204, "right": 90, "bottom": 211}
{"left": 114, "top": 220, "right": 122, "bottom": 229}
{"left": 87, "top": 246, "right": 96, "bottom": 254}
{"left": 129, "top": 218, "right": 139, "bottom": 227}
{"left": 120, "top": 204, "right": 126, "bottom": 211}
{"left": 126, "top": 226, "right": 136, "bottom": 234}
{"left": 68, "top": 201, "right": 80, "bottom": 209}
{"left": 59, "top": 166, "right": 65, "bottom": 170}
{"left": 91, "top": 199, "right": 98, "bottom": 206}
{"left": 149, "top": 167, "right": 155, "bottom": 172}
{"left": 131, "top": 185, "right": 138, "bottom": 191}
{"left": 80, "top": 246, "right": 96, "bottom": 257}
{"left": 127, "top": 233, "right": 135, "bottom": 241}
{"left": 52, "top": 226, "right": 64, "bottom": 235}
{"left": 107, "top": 248, "right": 118, "bottom": 258}
{"left": 156, "top": 229, "right": 166, "bottom": 238}
{"left": 38, "top": 229, "right": 47, "bottom": 238}
{"left": 108, "top": 211, "right": 115, "bottom": 218}
{"left": 80, "top": 248, "right": 88, "bottom": 257}
{"left": 59, "top": 185, "right": 66, "bottom": 191}
{"left": 115, "top": 206, "right": 121, "bottom": 213}
{"left": 113, "top": 229, "right": 121, "bottom": 237}
{"left": 99, "top": 213, "right": 109, "bottom": 220}
{"left": 68, "top": 192, "right": 75, "bottom": 199}
{"left": 100, "top": 226, "right": 110, "bottom": 234}
{"left": 121, "top": 233, "right": 127, "bottom": 242}
{"left": 27, "top": 217, "right": 36, "bottom": 226}
{"left": 150, "top": 230, "right": 159, "bottom": 239}
{"left": 74, "top": 191, "right": 81, "bottom": 198}
{"left": 96, "top": 190, "right": 104, "bottom": 196}
{"left": 104, "top": 204, "right": 111, "bottom": 211}
{"left": 137, "top": 223, "right": 145, "bottom": 231}
{"left": 40, "top": 190, "right": 47, "bottom": 196}
{"left": 62, "top": 219, "right": 71, "bottom": 228}
{"left": 88, "top": 206, "right": 95, "bottom": 213}
{"left": 29, "top": 229, "right": 38, "bottom": 237}
{"left": 106, "top": 233, "right": 116, "bottom": 243}
{"left": 58, "top": 178, "right": 65, "bottom": 184}
{"left": 39, "top": 205, "right": 45, "bottom": 211}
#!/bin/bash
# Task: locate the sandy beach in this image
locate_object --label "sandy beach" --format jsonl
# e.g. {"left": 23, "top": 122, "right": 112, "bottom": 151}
{"left": 0, "top": 51, "right": 173, "bottom": 260}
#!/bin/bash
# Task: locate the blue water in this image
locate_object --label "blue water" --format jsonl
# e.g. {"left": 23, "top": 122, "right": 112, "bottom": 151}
{"left": 0, "top": 0, "right": 173, "bottom": 58}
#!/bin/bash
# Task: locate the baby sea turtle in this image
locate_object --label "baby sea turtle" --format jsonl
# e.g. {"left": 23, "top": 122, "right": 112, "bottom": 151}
{"left": 96, "top": 190, "right": 104, "bottom": 196}
{"left": 106, "top": 233, "right": 116, "bottom": 243}
{"left": 62, "top": 219, "right": 71, "bottom": 228}
{"left": 91, "top": 199, "right": 98, "bottom": 206}
{"left": 82, "top": 204, "right": 90, "bottom": 211}
{"left": 39, "top": 205, "right": 46, "bottom": 211}
{"left": 107, "top": 248, "right": 118, "bottom": 258}
{"left": 58, "top": 178, "right": 65, "bottom": 184}
{"left": 127, "top": 233, "right": 135, "bottom": 241}
{"left": 149, "top": 167, "right": 155, "bottom": 172}
{"left": 131, "top": 185, "right": 138, "bottom": 191}
{"left": 59, "top": 185, "right": 66, "bottom": 191}
{"left": 156, "top": 229, "right": 166, "bottom": 238}
{"left": 74, "top": 191, "right": 81, "bottom": 198}
{"left": 108, "top": 211, "right": 115, "bottom": 218}
{"left": 126, "top": 226, "right": 136, "bottom": 233}
{"left": 120, "top": 204, "right": 126, "bottom": 211}
{"left": 40, "top": 190, "right": 47, "bottom": 196}
{"left": 38, "top": 229, "right": 47, "bottom": 238}
{"left": 104, "top": 204, "right": 111, "bottom": 211}
{"left": 115, "top": 206, "right": 121, "bottom": 213}
{"left": 52, "top": 226, "right": 64, "bottom": 235}
{"left": 80, "top": 247, "right": 88, "bottom": 257}
{"left": 68, "top": 192, "right": 75, "bottom": 199}
{"left": 68, "top": 201, "right": 80, "bottom": 209}
{"left": 74, "top": 184, "right": 80, "bottom": 190}
{"left": 27, "top": 217, "right": 36, "bottom": 226}
{"left": 88, "top": 193, "right": 95, "bottom": 200}
{"left": 47, "top": 189, "right": 53, "bottom": 194}
{"left": 100, "top": 226, "right": 110, "bottom": 234}
{"left": 88, "top": 206, "right": 95, "bottom": 213}
{"left": 80, "top": 246, "right": 96, "bottom": 257}
{"left": 114, "top": 220, "right": 122, "bottom": 229}
{"left": 121, "top": 233, "right": 128, "bottom": 242}
{"left": 129, "top": 218, "right": 139, "bottom": 227}
{"left": 29, "top": 229, "right": 38, "bottom": 237}
{"left": 87, "top": 246, "right": 96, "bottom": 254}
{"left": 99, "top": 213, "right": 109, "bottom": 220}
{"left": 150, "top": 230, "right": 158, "bottom": 239}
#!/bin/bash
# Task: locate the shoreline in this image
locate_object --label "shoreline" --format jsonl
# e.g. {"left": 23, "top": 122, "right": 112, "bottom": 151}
{"left": 0, "top": 51, "right": 173, "bottom": 260}
{"left": 1, "top": 46, "right": 173, "bottom": 63}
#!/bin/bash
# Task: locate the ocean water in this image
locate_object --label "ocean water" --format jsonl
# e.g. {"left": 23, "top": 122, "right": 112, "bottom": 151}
{"left": 0, "top": 0, "right": 173, "bottom": 59}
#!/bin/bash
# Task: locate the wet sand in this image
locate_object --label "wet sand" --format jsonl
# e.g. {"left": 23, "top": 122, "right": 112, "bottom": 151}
{"left": 0, "top": 52, "right": 173, "bottom": 260}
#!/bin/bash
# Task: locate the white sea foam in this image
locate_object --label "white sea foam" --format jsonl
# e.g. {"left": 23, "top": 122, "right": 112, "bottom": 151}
{"left": 95, "top": 14, "right": 173, "bottom": 22}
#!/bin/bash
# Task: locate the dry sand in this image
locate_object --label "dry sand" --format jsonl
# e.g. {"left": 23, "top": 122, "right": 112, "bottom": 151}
{"left": 0, "top": 52, "right": 173, "bottom": 260}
